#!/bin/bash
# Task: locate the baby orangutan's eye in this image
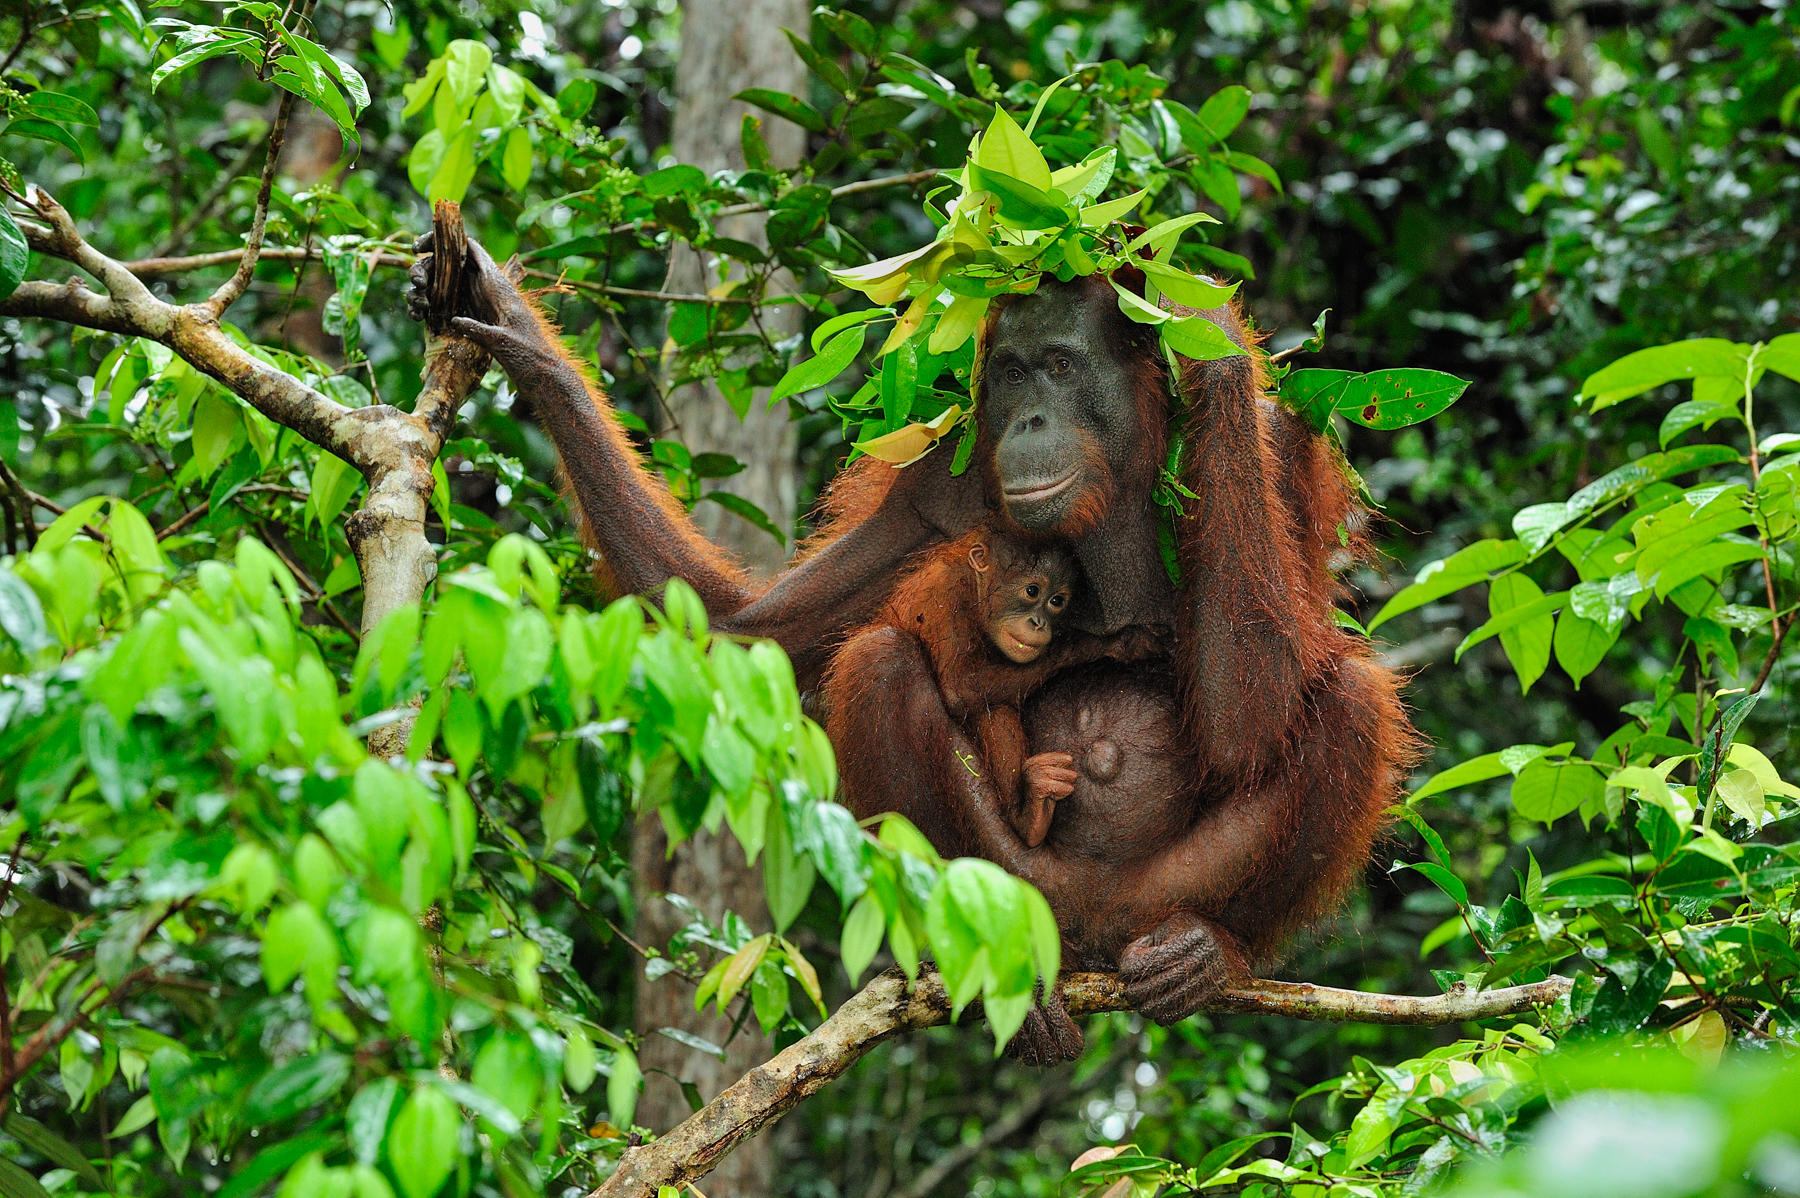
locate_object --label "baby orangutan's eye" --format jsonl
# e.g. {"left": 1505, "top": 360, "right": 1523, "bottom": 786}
{"left": 1048, "top": 593, "right": 1066, "bottom": 610}
{"left": 1025, "top": 583, "right": 1040, "bottom": 599}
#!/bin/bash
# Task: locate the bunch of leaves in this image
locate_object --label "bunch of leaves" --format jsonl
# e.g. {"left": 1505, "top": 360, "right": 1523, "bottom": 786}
{"left": 149, "top": 1, "right": 368, "bottom": 146}
{"left": 814, "top": 88, "right": 1252, "bottom": 466}
{"left": 0, "top": 515, "right": 1069, "bottom": 1195}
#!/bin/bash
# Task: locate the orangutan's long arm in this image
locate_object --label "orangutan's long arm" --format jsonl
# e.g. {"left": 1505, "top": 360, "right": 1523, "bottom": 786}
{"left": 1174, "top": 320, "right": 1338, "bottom": 781}
{"left": 410, "top": 235, "right": 751, "bottom": 613}
{"left": 411, "top": 235, "right": 981, "bottom": 674}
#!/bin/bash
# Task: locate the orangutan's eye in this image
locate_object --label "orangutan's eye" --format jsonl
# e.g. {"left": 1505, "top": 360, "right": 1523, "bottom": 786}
{"left": 1025, "top": 583, "right": 1040, "bottom": 599}
{"left": 1005, "top": 365, "right": 1026, "bottom": 385}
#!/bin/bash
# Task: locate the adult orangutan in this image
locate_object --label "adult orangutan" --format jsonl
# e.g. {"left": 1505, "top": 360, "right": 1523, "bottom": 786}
{"left": 408, "top": 236, "right": 1416, "bottom": 1066}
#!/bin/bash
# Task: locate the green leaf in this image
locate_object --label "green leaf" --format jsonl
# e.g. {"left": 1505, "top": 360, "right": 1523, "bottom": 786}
{"left": 557, "top": 77, "right": 596, "bottom": 119}
{"left": 965, "top": 162, "right": 1068, "bottom": 228}
{"left": 1139, "top": 260, "right": 1238, "bottom": 309}
{"left": 246, "top": 1052, "right": 351, "bottom": 1124}
{"left": 1368, "top": 538, "right": 1527, "bottom": 631}
{"left": 2, "top": 1114, "right": 105, "bottom": 1188}
{"left": 1336, "top": 369, "right": 1469, "bottom": 429}
{"left": 606, "top": 1045, "right": 641, "bottom": 1129}
{"left": 763, "top": 805, "right": 817, "bottom": 932}
{"left": 927, "top": 294, "right": 986, "bottom": 355}
{"left": 347, "top": 1081, "right": 400, "bottom": 1168}
{"left": 150, "top": 32, "right": 260, "bottom": 93}
{"left": 0, "top": 1159, "right": 52, "bottom": 1198}
{"left": 0, "top": 207, "right": 28, "bottom": 301}
{"left": 1124, "top": 212, "right": 1219, "bottom": 256}
{"left": 734, "top": 88, "right": 827, "bottom": 133}
{"left": 442, "top": 40, "right": 493, "bottom": 108}
{"left": 1482, "top": 574, "right": 1555, "bottom": 693}
{"left": 427, "top": 128, "right": 477, "bottom": 204}
{"left": 23, "top": 91, "right": 98, "bottom": 125}
{"left": 261, "top": 902, "right": 339, "bottom": 1009}
{"left": 1079, "top": 188, "right": 1147, "bottom": 227}
{"left": 470, "top": 1029, "right": 539, "bottom": 1125}
{"left": 1580, "top": 339, "right": 1750, "bottom": 410}
{"left": 1191, "top": 85, "right": 1253, "bottom": 144}
{"left": 783, "top": 28, "right": 849, "bottom": 95}
{"left": 500, "top": 127, "right": 532, "bottom": 191}
{"left": 0, "top": 566, "right": 50, "bottom": 653}
{"left": 1161, "top": 314, "right": 1244, "bottom": 362}
{"left": 106, "top": 499, "right": 165, "bottom": 603}
{"left": 840, "top": 894, "right": 884, "bottom": 983}
{"left": 1553, "top": 613, "right": 1616, "bottom": 688}
{"left": 191, "top": 388, "right": 243, "bottom": 479}
{"left": 1511, "top": 501, "right": 1571, "bottom": 555}
{"left": 1409, "top": 751, "right": 1513, "bottom": 803}
{"left": 1512, "top": 758, "right": 1605, "bottom": 824}
{"left": 772, "top": 325, "right": 866, "bottom": 403}
{"left": 1049, "top": 147, "right": 1116, "bottom": 204}
{"left": 1762, "top": 332, "right": 1800, "bottom": 383}
{"left": 5, "top": 118, "right": 85, "bottom": 162}
{"left": 388, "top": 1086, "right": 459, "bottom": 1198}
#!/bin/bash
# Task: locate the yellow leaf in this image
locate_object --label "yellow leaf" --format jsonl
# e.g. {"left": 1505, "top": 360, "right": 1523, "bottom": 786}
{"left": 718, "top": 934, "right": 771, "bottom": 1006}
{"left": 1672, "top": 1009, "right": 1728, "bottom": 1066}
{"left": 879, "top": 292, "right": 932, "bottom": 356}
{"left": 854, "top": 405, "right": 964, "bottom": 465}
{"left": 928, "top": 295, "right": 987, "bottom": 355}
{"left": 829, "top": 241, "right": 943, "bottom": 304}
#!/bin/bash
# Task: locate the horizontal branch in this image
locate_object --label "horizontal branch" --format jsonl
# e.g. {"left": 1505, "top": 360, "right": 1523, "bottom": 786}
{"left": 594, "top": 968, "right": 1571, "bottom": 1198}
{"left": 119, "top": 245, "right": 740, "bottom": 305}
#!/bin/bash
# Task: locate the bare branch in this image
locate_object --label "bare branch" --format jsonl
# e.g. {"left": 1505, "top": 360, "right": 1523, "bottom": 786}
{"left": 123, "top": 245, "right": 749, "bottom": 305}
{"left": 203, "top": 89, "right": 296, "bottom": 316}
{"left": 20, "top": 188, "right": 167, "bottom": 322}
{"left": 594, "top": 968, "right": 1572, "bottom": 1198}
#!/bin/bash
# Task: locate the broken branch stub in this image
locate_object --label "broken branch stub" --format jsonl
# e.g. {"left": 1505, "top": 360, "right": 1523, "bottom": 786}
{"left": 424, "top": 200, "right": 470, "bottom": 336}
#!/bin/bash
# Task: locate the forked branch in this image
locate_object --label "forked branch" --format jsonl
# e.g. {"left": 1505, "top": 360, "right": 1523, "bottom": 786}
{"left": 594, "top": 968, "right": 1572, "bottom": 1198}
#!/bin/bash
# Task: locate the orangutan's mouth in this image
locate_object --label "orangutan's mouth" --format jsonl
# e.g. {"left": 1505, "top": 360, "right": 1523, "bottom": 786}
{"left": 1003, "top": 471, "right": 1076, "bottom": 505}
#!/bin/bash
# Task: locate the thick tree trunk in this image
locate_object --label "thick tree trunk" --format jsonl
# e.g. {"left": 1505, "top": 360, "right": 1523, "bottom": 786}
{"left": 631, "top": 3, "right": 808, "bottom": 1195}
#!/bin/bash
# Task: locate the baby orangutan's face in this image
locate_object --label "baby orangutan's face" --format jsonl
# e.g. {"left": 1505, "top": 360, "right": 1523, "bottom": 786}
{"left": 971, "top": 543, "right": 1075, "bottom": 663}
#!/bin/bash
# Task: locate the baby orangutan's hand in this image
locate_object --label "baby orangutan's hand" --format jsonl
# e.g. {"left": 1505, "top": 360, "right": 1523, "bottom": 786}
{"left": 1015, "top": 752, "right": 1076, "bottom": 848}
{"left": 1023, "top": 752, "right": 1077, "bottom": 803}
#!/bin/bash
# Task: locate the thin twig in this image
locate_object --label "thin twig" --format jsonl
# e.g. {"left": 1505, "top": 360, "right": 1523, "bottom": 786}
{"left": 158, "top": 133, "right": 270, "bottom": 256}
{"left": 0, "top": 8, "right": 35, "bottom": 78}
{"left": 203, "top": 89, "right": 296, "bottom": 315}
{"left": 0, "top": 457, "right": 37, "bottom": 551}
{"left": 894, "top": 1041, "right": 1135, "bottom": 1198}
{"left": 1749, "top": 613, "right": 1790, "bottom": 694}
{"left": 154, "top": 483, "right": 308, "bottom": 541}
{"left": 601, "top": 168, "right": 940, "bottom": 238}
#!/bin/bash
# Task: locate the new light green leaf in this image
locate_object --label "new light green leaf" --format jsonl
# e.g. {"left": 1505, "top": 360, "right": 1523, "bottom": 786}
{"left": 974, "top": 105, "right": 1051, "bottom": 190}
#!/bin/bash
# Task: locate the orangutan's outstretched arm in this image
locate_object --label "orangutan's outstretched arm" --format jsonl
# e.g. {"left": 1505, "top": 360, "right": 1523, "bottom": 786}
{"left": 410, "top": 233, "right": 752, "bottom": 614}
{"left": 410, "top": 234, "right": 983, "bottom": 679}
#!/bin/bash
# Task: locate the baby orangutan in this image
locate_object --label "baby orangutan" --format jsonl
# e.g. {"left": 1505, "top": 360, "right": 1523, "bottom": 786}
{"left": 825, "top": 526, "right": 1083, "bottom": 847}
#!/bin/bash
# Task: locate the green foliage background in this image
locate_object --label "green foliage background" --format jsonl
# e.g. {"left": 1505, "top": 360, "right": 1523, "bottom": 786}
{"left": 2, "top": 1, "right": 1799, "bottom": 1197}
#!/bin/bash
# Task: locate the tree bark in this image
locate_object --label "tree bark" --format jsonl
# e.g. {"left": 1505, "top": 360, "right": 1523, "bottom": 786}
{"left": 630, "top": 4, "right": 809, "bottom": 1196}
